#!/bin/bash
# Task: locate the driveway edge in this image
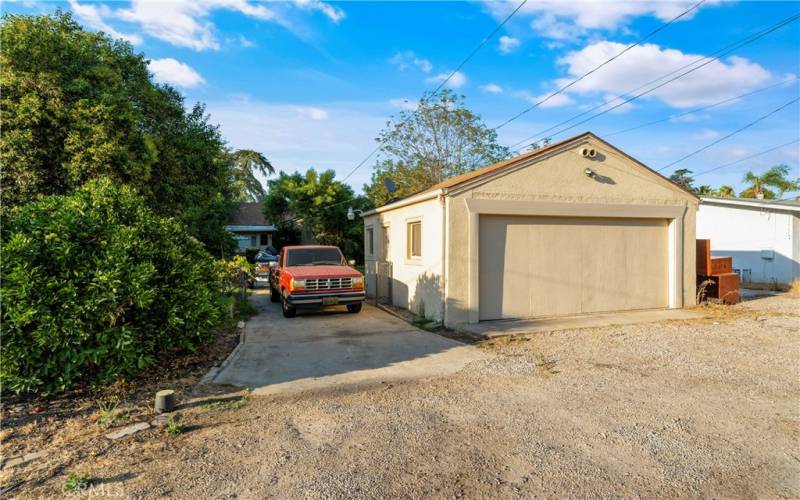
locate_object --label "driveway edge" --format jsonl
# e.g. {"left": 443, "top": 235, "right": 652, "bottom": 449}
{"left": 200, "top": 320, "right": 247, "bottom": 385}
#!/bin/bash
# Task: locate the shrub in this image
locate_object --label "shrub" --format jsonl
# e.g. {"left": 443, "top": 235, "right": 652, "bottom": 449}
{"left": 1, "top": 178, "right": 225, "bottom": 394}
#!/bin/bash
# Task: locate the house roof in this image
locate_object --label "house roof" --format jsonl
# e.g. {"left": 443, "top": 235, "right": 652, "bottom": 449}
{"left": 700, "top": 196, "right": 800, "bottom": 213}
{"left": 365, "top": 132, "right": 698, "bottom": 215}
{"left": 229, "top": 202, "right": 268, "bottom": 226}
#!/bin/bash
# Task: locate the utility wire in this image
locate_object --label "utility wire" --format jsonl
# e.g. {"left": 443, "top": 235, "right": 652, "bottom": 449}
{"left": 492, "top": 0, "right": 706, "bottom": 131}
{"left": 694, "top": 138, "right": 800, "bottom": 177}
{"left": 338, "top": 0, "right": 529, "bottom": 184}
{"left": 657, "top": 96, "right": 799, "bottom": 172}
{"left": 506, "top": 30, "right": 797, "bottom": 150}
{"left": 276, "top": 0, "right": 529, "bottom": 225}
{"left": 510, "top": 13, "right": 800, "bottom": 153}
{"left": 603, "top": 77, "right": 798, "bottom": 139}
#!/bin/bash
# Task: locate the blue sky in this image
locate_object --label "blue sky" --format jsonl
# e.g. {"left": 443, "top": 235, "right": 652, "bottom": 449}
{"left": 7, "top": 0, "right": 800, "bottom": 195}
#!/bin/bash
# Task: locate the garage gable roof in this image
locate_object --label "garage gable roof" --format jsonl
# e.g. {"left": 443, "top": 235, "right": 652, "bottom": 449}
{"left": 422, "top": 132, "right": 698, "bottom": 199}
{"left": 364, "top": 132, "right": 698, "bottom": 216}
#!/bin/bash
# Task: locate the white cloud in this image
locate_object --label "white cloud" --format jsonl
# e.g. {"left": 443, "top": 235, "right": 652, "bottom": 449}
{"left": 68, "top": 0, "right": 142, "bottom": 44}
{"left": 389, "top": 98, "right": 418, "bottom": 111}
{"left": 239, "top": 35, "right": 255, "bottom": 48}
{"left": 148, "top": 58, "right": 205, "bottom": 88}
{"left": 481, "top": 83, "right": 504, "bottom": 94}
{"left": 554, "top": 41, "right": 772, "bottom": 108}
{"left": 294, "top": 106, "right": 329, "bottom": 121}
{"left": 426, "top": 71, "right": 467, "bottom": 89}
{"left": 293, "top": 0, "right": 345, "bottom": 23}
{"left": 389, "top": 51, "right": 433, "bottom": 73}
{"left": 670, "top": 112, "right": 709, "bottom": 123}
{"left": 113, "top": 0, "right": 273, "bottom": 51}
{"left": 69, "top": 0, "right": 344, "bottom": 51}
{"left": 484, "top": 0, "right": 714, "bottom": 41}
{"left": 206, "top": 98, "right": 385, "bottom": 188}
{"left": 528, "top": 91, "right": 575, "bottom": 108}
{"left": 498, "top": 35, "right": 520, "bottom": 54}
{"left": 693, "top": 129, "right": 721, "bottom": 140}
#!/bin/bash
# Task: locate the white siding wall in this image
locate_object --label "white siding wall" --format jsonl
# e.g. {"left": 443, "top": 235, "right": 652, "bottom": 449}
{"left": 363, "top": 197, "right": 444, "bottom": 321}
{"left": 697, "top": 203, "right": 799, "bottom": 285}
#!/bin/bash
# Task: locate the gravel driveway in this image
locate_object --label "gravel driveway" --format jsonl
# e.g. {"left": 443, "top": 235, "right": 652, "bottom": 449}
{"left": 9, "top": 294, "right": 800, "bottom": 499}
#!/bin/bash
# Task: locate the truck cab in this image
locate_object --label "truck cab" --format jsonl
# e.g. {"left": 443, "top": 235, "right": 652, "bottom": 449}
{"left": 269, "top": 245, "right": 365, "bottom": 318}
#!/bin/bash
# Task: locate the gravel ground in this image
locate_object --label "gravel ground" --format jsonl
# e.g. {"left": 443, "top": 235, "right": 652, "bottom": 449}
{"left": 4, "top": 294, "right": 799, "bottom": 499}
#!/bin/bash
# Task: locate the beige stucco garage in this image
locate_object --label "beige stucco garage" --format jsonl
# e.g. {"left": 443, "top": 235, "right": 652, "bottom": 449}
{"left": 362, "top": 132, "right": 699, "bottom": 328}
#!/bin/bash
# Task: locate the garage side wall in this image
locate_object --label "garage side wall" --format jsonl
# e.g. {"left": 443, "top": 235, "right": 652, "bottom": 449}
{"left": 445, "top": 139, "right": 698, "bottom": 327}
{"left": 363, "top": 197, "right": 445, "bottom": 321}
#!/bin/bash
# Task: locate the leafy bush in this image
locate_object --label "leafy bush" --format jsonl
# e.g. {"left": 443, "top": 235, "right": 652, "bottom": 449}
{"left": 1, "top": 179, "right": 225, "bottom": 394}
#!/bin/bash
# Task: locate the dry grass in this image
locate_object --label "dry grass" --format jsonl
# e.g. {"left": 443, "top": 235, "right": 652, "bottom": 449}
{"left": 789, "top": 278, "right": 800, "bottom": 297}
{"left": 0, "top": 322, "right": 241, "bottom": 495}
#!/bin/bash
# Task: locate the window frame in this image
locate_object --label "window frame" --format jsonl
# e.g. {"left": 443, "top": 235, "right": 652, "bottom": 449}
{"left": 366, "top": 225, "right": 375, "bottom": 257}
{"left": 406, "top": 218, "right": 422, "bottom": 261}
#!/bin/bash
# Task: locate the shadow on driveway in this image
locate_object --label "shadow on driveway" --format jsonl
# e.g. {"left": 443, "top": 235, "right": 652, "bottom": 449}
{"left": 206, "top": 291, "right": 487, "bottom": 395}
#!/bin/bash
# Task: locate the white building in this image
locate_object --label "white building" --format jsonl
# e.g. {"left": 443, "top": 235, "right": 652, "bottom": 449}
{"left": 362, "top": 132, "right": 699, "bottom": 327}
{"left": 697, "top": 197, "right": 800, "bottom": 286}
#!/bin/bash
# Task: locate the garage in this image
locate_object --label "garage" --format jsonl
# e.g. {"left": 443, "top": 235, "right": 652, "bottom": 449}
{"left": 362, "top": 132, "right": 699, "bottom": 328}
{"left": 478, "top": 215, "right": 669, "bottom": 320}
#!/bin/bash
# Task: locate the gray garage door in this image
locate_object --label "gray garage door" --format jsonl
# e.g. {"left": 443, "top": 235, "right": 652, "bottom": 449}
{"left": 479, "top": 215, "right": 669, "bottom": 320}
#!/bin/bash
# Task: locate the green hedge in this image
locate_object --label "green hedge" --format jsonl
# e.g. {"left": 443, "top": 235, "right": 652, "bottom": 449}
{"left": 1, "top": 179, "right": 225, "bottom": 394}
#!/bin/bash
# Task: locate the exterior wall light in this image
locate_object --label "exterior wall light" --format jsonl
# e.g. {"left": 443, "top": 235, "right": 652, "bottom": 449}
{"left": 347, "top": 207, "right": 364, "bottom": 221}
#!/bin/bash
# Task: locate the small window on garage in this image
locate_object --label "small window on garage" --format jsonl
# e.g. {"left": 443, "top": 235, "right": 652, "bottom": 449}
{"left": 366, "top": 227, "right": 374, "bottom": 256}
{"left": 407, "top": 220, "right": 422, "bottom": 259}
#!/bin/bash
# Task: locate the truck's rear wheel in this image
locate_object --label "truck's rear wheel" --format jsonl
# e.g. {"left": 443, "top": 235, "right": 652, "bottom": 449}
{"left": 270, "top": 284, "right": 279, "bottom": 303}
{"left": 347, "top": 303, "right": 362, "bottom": 314}
{"left": 281, "top": 295, "right": 296, "bottom": 318}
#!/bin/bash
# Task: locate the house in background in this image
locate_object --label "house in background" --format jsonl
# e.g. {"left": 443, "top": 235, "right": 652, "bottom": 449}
{"left": 362, "top": 132, "right": 699, "bottom": 328}
{"left": 226, "top": 202, "right": 275, "bottom": 251}
{"left": 697, "top": 197, "right": 800, "bottom": 286}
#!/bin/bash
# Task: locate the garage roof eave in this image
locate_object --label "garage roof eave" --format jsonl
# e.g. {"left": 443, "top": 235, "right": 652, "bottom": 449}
{"left": 361, "top": 188, "right": 444, "bottom": 217}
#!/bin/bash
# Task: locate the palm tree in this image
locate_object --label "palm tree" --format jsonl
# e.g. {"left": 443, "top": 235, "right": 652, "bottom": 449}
{"left": 740, "top": 165, "right": 799, "bottom": 200}
{"left": 230, "top": 149, "right": 274, "bottom": 202}
{"left": 715, "top": 185, "right": 735, "bottom": 197}
{"left": 694, "top": 185, "right": 714, "bottom": 195}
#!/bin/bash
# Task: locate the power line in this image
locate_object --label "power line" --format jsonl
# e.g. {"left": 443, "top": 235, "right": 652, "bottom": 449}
{"left": 507, "top": 29, "right": 798, "bottom": 150}
{"left": 510, "top": 13, "right": 800, "bottom": 153}
{"left": 694, "top": 139, "right": 800, "bottom": 177}
{"left": 492, "top": 0, "right": 706, "bottom": 131}
{"left": 657, "top": 97, "right": 800, "bottom": 172}
{"left": 338, "top": 0, "right": 529, "bottom": 184}
{"left": 603, "top": 77, "right": 798, "bottom": 139}
{"left": 430, "top": 0, "right": 529, "bottom": 96}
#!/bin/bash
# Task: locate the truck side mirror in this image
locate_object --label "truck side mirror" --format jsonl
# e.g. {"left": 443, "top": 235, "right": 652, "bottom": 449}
{"left": 348, "top": 259, "right": 356, "bottom": 266}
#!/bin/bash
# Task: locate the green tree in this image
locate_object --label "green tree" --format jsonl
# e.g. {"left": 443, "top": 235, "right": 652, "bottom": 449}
{"left": 715, "top": 185, "right": 736, "bottom": 197}
{"left": 0, "top": 12, "right": 235, "bottom": 251}
{"left": 669, "top": 168, "right": 695, "bottom": 192}
{"left": 740, "top": 165, "right": 799, "bottom": 199}
{"left": 366, "top": 90, "right": 509, "bottom": 205}
{"left": 263, "top": 169, "right": 370, "bottom": 261}
{"left": 695, "top": 185, "right": 714, "bottom": 196}
{"left": 1, "top": 179, "right": 225, "bottom": 393}
{"left": 230, "top": 149, "right": 274, "bottom": 202}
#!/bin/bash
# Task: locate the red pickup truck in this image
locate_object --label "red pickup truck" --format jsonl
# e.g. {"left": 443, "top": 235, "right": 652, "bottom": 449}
{"left": 269, "top": 245, "right": 365, "bottom": 318}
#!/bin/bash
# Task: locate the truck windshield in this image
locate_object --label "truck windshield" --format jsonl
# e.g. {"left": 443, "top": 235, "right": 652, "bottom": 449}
{"left": 285, "top": 248, "right": 344, "bottom": 266}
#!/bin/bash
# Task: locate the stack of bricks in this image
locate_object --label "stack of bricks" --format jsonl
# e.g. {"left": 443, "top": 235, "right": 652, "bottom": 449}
{"left": 696, "top": 239, "right": 740, "bottom": 305}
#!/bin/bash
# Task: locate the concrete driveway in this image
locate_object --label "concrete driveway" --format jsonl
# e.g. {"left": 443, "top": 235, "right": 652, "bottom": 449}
{"left": 207, "top": 291, "right": 487, "bottom": 396}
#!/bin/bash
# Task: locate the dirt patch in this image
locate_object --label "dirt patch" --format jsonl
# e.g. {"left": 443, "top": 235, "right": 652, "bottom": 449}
{"left": 3, "top": 295, "right": 799, "bottom": 498}
{"left": 0, "top": 322, "right": 241, "bottom": 496}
